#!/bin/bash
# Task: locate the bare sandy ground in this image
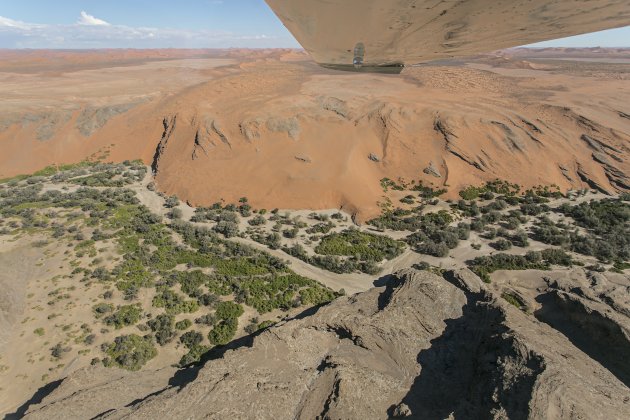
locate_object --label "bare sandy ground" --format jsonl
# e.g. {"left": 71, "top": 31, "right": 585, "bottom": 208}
{"left": 0, "top": 48, "right": 628, "bottom": 222}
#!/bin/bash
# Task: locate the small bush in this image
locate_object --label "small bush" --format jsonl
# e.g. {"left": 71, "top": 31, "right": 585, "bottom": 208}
{"left": 490, "top": 239, "right": 512, "bottom": 251}
{"left": 180, "top": 331, "right": 203, "bottom": 349}
{"left": 104, "top": 305, "right": 142, "bottom": 329}
{"left": 104, "top": 334, "right": 157, "bottom": 371}
{"left": 208, "top": 318, "right": 238, "bottom": 345}
{"left": 147, "top": 314, "right": 177, "bottom": 346}
{"left": 215, "top": 301, "right": 244, "bottom": 320}
{"left": 175, "top": 319, "right": 192, "bottom": 330}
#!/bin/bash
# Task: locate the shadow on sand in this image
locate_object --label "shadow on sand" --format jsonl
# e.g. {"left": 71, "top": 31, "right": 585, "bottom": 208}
{"left": 3, "top": 379, "right": 63, "bottom": 419}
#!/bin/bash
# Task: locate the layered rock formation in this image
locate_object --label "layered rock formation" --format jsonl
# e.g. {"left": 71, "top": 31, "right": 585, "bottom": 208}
{"left": 21, "top": 269, "right": 630, "bottom": 419}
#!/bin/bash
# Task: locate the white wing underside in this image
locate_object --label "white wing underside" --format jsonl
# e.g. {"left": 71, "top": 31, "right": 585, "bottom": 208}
{"left": 266, "top": 0, "right": 630, "bottom": 68}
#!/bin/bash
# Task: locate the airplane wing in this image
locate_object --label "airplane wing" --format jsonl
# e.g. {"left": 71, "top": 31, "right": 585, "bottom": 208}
{"left": 265, "top": 0, "right": 630, "bottom": 71}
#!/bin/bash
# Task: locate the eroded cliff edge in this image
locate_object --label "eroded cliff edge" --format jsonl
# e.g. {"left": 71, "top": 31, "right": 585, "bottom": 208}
{"left": 21, "top": 269, "right": 630, "bottom": 419}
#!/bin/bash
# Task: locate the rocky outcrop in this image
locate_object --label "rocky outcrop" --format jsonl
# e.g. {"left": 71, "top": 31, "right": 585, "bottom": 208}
{"left": 20, "top": 111, "right": 73, "bottom": 141}
{"left": 151, "top": 116, "right": 177, "bottom": 174}
{"left": 558, "top": 164, "right": 573, "bottom": 182}
{"left": 319, "top": 97, "right": 350, "bottom": 119}
{"left": 579, "top": 134, "right": 629, "bottom": 190}
{"left": 239, "top": 119, "right": 263, "bottom": 141}
{"left": 76, "top": 104, "right": 138, "bottom": 137}
{"left": 491, "top": 121, "right": 526, "bottom": 152}
{"left": 192, "top": 117, "right": 232, "bottom": 160}
{"left": 22, "top": 269, "right": 630, "bottom": 419}
{"left": 576, "top": 163, "right": 613, "bottom": 194}
{"left": 434, "top": 116, "right": 485, "bottom": 172}
{"left": 266, "top": 117, "right": 300, "bottom": 139}
{"left": 423, "top": 161, "right": 441, "bottom": 178}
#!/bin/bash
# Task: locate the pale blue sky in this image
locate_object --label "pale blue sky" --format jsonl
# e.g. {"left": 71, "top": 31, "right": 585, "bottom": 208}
{"left": 0, "top": 1, "right": 628, "bottom": 49}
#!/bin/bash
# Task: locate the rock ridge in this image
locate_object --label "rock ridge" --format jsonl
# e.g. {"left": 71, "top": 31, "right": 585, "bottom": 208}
{"left": 21, "top": 269, "right": 630, "bottom": 419}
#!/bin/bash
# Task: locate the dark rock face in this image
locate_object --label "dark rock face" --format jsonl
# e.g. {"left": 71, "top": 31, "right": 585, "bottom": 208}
{"left": 151, "top": 115, "right": 177, "bottom": 174}
{"left": 23, "top": 269, "right": 630, "bottom": 419}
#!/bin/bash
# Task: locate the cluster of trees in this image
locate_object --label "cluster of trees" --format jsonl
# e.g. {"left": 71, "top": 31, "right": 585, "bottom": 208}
{"left": 369, "top": 206, "right": 454, "bottom": 233}
{"left": 207, "top": 303, "right": 243, "bottom": 346}
{"left": 250, "top": 231, "right": 282, "bottom": 249}
{"left": 454, "top": 188, "right": 549, "bottom": 218}
{"left": 555, "top": 198, "right": 630, "bottom": 262}
{"left": 490, "top": 238, "right": 512, "bottom": 251}
{"left": 238, "top": 273, "right": 336, "bottom": 313}
{"left": 2, "top": 164, "right": 347, "bottom": 372}
{"left": 178, "top": 333, "right": 209, "bottom": 366}
{"left": 468, "top": 249, "right": 574, "bottom": 282}
{"left": 147, "top": 314, "right": 177, "bottom": 346}
{"left": 64, "top": 164, "right": 145, "bottom": 188}
{"left": 411, "top": 183, "right": 447, "bottom": 199}
{"left": 405, "top": 221, "right": 470, "bottom": 257}
{"left": 316, "top": 228, "right": 405, "bottom": 262}
{"left": 103, "top": 334, "right": 157, "bottom": 371}
{"left": 306, "top": 221, "right": 335, "bottom": 235}
{"left": 532, "top": 217, "right": 570, "bottom": 246}
{"left": 104, "top": 304, "right": 142, "bottom": 329}
{"left": 458, "top": 180, "right": 521, "bottom": 200}
{"left": 191, "top": 207, "right": 237, "bottom": 224}
{"left": 152, "top": 288, "right": 199, "bottom": 315}
{"left": 248, "top": 214, "right": 267, "bottom": 226}
{"left": 280, "top": 228, "right": 406, "bottom": 274}
{"left": 283, "top": 243, "right": 379, "bottom": 275}
{"left": 530, "top": 198, "right": 630, "bottom": 264}
{"left": 213, "top": 221, "right": 239, "bottom": 238}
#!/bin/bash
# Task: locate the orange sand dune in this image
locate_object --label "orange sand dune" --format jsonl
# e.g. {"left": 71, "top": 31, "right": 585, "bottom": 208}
{"left": 0, "top": 49, "right": 628, "bottom": 220}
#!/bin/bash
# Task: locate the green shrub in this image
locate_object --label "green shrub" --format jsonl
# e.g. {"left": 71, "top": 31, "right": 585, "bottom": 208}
{"left": 502, "top": 292, "right": 524, "bottom": 310}
{"left": 180, "top": 331, "right": 203, "bottom": 349}
{"left": 175, "top": 319, "right": 192, "bottom": 330}
{"left": 195, "top": 314, "right": 217, "bottom": 326}
{"left": 468, "top": 249, "right": 573, "bottom": 283}
{"left": 104, "top": 334, "right": 157, "bottom": 371}
{"left": 92, "top": 303, "right": 114, "bottom": 318}
{"left": 104, "top": 305, "right": 142, "bottom": 329}
{"left": 300, "top": 287, "right": 337, "bottom": 306}
{"left": 459, "top": 180, "right": 520, "bottom": 200}
{"left": 208, "top": 318, "right": 238, "bottom": 345}
{"left": 315, "top": 228, "right": 405, "bottom": 262}
{"left": 179, "top": 344, "right": 209, "bottom": 366}
{"left": 248, "top": 215, "right": 266, "bottom": 226}
{"left": 490, "top": 239, "right": 512, "bottom": 251}
{"left": 215, "top": 301, "right": 244, "bottom": 320}
{"left": 152, "top": 289, "right": 199, "bottom": 315}
{"left": 147, "top": 314, "right": 176, "bottom": 346}
{"left": 258, "top": 320, "right": 276, "bottom": 330}
{"left": 213, "top": 221, "right": 239, "bottom": 238}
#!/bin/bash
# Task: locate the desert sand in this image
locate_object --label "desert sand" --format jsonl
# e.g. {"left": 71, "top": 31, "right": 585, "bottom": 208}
{"left": 0, "top": 48, "right": 628, "bottom": 222}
